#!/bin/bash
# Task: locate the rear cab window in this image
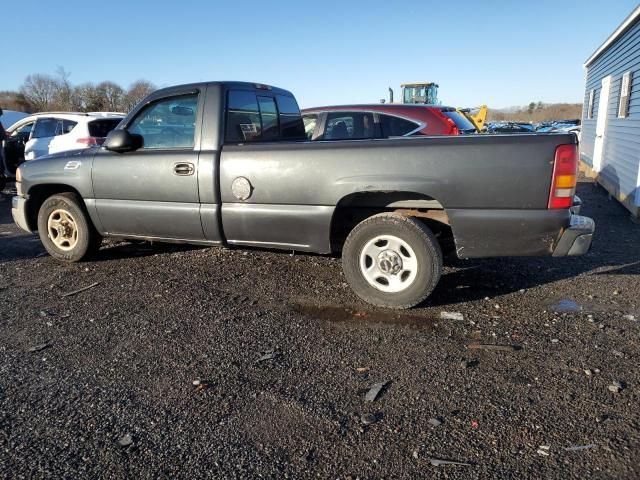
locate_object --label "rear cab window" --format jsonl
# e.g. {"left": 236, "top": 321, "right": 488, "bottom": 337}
{"left": 225, "top": 89, "right": 305, "bottom": 143}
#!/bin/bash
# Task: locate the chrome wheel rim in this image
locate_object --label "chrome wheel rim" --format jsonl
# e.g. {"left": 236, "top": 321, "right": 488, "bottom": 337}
{"left": 359, "top": 235, "right": 418, "bottom": 293}
{"left": 47, "top": 209, "right": 79, "bottom": 251}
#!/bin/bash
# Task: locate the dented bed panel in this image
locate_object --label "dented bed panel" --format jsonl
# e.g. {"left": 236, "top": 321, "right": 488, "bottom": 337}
{"left": 447, "top": 208, "right": 571, "bottom": 258}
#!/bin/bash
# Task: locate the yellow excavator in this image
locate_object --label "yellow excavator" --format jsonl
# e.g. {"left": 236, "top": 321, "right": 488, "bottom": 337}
{"left": 390, "top": 82, "right": 488, "bottom": 131}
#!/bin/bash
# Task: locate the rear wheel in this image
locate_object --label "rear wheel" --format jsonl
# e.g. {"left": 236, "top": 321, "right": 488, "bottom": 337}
{"left": 342, "top": 213, "right": 442, "bottom": 309}
{"left": 37, "top": 193, "right": 101, "bottom": 262}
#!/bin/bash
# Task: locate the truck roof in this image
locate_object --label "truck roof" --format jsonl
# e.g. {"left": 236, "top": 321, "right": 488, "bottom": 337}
{"left": 151, "top": 81, "right": 296, "bottom": 98}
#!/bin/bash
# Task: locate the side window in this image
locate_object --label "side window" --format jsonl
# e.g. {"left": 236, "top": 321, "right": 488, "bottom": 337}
{"left": 276, "top": 94, "right": 305, "bottom": 140}
{"left": 128, "top": 93, "right": 198, "bottom": 149}
{"left": 303, "top": 114, "right": 318, "bottom": 140}
{"left": 226, "top": 90, "right": 262, "bottom": 142}
{"left": 62, "top": 120, "right": 78, "bottom": 134}
{"left": 257, "top": 96, "right": 279, "bottom": 140}
{"left": 379, "top": 114, "right": 420, "bottom": 137}
{"left": 32, "top": 118, "right": 59, "bottom": 139}
{"left": 11, "top": 121, "right": 35, "bottom": 140}
{"left": 324, "top": 112, "right": 375, "bottom": 140}
{"left": 618, "top": 71, "right": 633, "bottom": 118}
{"left": 587, "top": 89, "right": 595, "bottom": 119}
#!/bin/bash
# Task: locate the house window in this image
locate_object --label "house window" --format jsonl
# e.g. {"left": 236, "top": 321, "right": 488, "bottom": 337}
{"left": 587, "top": 89, "right": 595, "bottom": 119}
{"left": 618, "top": 71, "right": 633, "bottom": 118}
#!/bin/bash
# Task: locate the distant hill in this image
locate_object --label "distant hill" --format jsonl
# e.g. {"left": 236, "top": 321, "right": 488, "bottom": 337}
{"left": 488, "top": 103, "right": 583, "bottom": 122}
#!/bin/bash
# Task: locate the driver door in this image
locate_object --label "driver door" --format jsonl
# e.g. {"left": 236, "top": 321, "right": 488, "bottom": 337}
{"left": 92, "top": 90, "right": 205, "bottom": 240}
{"left": 4, "top": 120, "right": 35, "bottom": 173}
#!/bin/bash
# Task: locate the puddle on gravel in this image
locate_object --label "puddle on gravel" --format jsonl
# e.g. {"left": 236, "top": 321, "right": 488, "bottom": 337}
{"left": 290, "top": 301, "right": 437, "bottom": 330}
{"left": 551, "top": 299, "right": 583, "bottom": 312}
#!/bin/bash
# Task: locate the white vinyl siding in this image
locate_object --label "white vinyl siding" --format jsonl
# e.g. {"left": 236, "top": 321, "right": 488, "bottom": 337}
{"left": 581, "top": 17, "right": 640, "bottom": 209}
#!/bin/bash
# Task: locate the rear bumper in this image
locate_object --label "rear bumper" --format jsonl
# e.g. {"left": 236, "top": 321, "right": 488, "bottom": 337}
{"left": 552, "top": 215, "right": 595, "bottom": 256}
{"left": 11, "top": 196, "right": 32, "bottom": 233}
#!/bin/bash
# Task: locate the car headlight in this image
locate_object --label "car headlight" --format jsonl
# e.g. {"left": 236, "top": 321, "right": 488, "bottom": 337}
{"left": 15, "top": 167, "right": 23, "bottom": 196}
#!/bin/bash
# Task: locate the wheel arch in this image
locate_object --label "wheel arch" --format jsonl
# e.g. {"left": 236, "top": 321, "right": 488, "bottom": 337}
{"left": 329, "top": 190, "right": 452, "bottom": 253}
{"left": 25, "top": 184, "right": 88, "bottom": 231}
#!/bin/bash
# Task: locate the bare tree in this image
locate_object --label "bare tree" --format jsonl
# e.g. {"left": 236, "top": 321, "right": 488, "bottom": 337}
{"left": 0, "top": 91, "right": 34, "bottom": 112}
{"left": 123, "top": 80, "right": 156, "bottom": 112}
{"left": 74, "top": 83, "right": 104, "bottom": 112}
{"left": 15, "top": 71, "right": 155, "bottom": 113}
{"left": 96, "top": 81, "right": 124, "bottom": 112}
{"left": 51, "top": 67, "right": 75, "bottom": 110}
{"left": 20, "top": 74, "right": 60, "bottom": 111}
{"left": 487, "top": 103, "right": 582, "bottom": 123}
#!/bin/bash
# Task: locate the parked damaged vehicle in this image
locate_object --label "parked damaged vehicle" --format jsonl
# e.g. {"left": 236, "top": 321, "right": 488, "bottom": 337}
{"left": 301, "top": 104, "right": 477, "bottom": 140}
{"left": 3, "top": 112, "right": 124, "bottom": 174}
{"left": 12, "top": 81, "right": 594, "bottom": 308}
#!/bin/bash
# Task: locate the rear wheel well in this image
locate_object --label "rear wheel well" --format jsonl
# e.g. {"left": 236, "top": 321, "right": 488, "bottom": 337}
{"left": 330, "top": 192, "right": 454, "bottom": 254}
{"left": 26, "top": 184, "right": 85, "bottom": 231}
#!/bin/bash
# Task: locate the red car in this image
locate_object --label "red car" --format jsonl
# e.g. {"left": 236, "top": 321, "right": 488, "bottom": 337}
{"left": 301, "top": 104, "right": 477, "bottom": 141}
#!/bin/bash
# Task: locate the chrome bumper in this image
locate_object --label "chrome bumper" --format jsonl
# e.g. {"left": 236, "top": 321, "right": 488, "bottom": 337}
{"left": 552, "top": 215, "right": 594, "bottom": 257}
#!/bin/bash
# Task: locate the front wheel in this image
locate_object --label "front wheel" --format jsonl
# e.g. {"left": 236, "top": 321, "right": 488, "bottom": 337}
{"left": 37, "top": 193, "right": 102, "bottom": 262}
{"left": 342, "top": 213, "right": 443, "bottom": 309}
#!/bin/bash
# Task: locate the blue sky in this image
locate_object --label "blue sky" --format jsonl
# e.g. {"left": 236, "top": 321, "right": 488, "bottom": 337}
{"left": 2, "top": 0, "right": 638, "bottom": 109}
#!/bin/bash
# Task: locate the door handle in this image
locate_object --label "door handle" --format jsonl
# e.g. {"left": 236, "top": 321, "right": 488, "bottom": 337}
{"left": 173, "top": 162, "right": 195, "bottom": 176}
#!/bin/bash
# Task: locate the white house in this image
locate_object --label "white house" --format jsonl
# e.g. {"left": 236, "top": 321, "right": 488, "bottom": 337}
{"left": 580, "top": 5, "right": 640, "bottom": 217}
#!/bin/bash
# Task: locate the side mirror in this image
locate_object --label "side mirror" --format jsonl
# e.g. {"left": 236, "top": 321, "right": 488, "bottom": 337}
{"left": 104, "top": 130, "right": 143, "bottom": 153}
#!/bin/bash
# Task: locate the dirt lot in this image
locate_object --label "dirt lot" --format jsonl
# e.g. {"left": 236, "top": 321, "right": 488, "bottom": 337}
{"left": 0, "top": 178, "right": 639, "bottom": 479}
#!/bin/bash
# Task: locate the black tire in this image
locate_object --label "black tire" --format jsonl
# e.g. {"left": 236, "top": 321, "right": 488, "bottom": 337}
{"left": 37, "top": 193, "right": 102, "bottom": 262}
{"left": 342, "top": 213, "right": 443, "bottom": 309}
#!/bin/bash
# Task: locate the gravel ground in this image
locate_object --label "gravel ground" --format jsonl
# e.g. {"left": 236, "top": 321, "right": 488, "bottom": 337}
{"left": 0, "top": 178, "right": 639, "bottom": 479}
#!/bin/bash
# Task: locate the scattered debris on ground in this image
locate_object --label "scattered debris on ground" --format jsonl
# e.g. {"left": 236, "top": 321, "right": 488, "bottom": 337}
{"left": 1, "top": 181, "right": 639, "bottom": 478}
{"left": 466, "top": 343, "right": 520, "bottom": 352}
{"left": 428, "top": 457, "right": 471, "bottom": 467}
{"left": 364, "top": 381, "right": 388, "bottom": 402}
{"left": 428, "top": 417, "right": 442, "bottom": 427}
{"left": 60, "top": 282, "right": 100, "bottom": 298}
{"left": 440, "top": 311, "right": 464, "bottom": 321}
{"left": 565, "top": 444, "right": 596, "bottom": 452}
{"left": 117, "top": 434, "right": 134, "bottom": 448}
{"left": 608, "top": 381, "right": 625, "bottom": 393}
{"left": 25, "top": 342, "right": 52, "bottom": 353}
{"left": 255, "top": 350, "right": 280, "bottom": 363}
{"left": 537, "top": 445, "right": 551, "bottom": 456}
{"left": 360, "top": 413, "right": 377, "bottom": 425}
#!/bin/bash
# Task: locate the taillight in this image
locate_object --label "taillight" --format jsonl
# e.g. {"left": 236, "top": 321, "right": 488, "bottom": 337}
{"left": 431, "top": 109, "right": 460, "bottom": 135}
{"left": 76, "top": 137, "right": 104, "bottom": 146}
{"left": 548, "top": 144, "right": 578, "bottom": 209}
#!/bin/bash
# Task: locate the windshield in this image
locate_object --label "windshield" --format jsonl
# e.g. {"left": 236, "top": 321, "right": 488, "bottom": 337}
{"left": 402, "top": 85, "right": 438, "bottom": 104}
{"left": 442, "top": 110, "right": 476, "bottom": 132}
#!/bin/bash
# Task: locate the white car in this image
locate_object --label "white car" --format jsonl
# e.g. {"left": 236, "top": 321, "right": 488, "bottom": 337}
{"left": 5, "top": 112, "right": 125, "bottom": 161}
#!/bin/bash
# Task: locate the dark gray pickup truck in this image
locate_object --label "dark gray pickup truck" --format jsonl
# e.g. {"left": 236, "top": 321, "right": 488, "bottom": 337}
{"left": 12, "top": 81, "right": 594, "bottom": 308}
